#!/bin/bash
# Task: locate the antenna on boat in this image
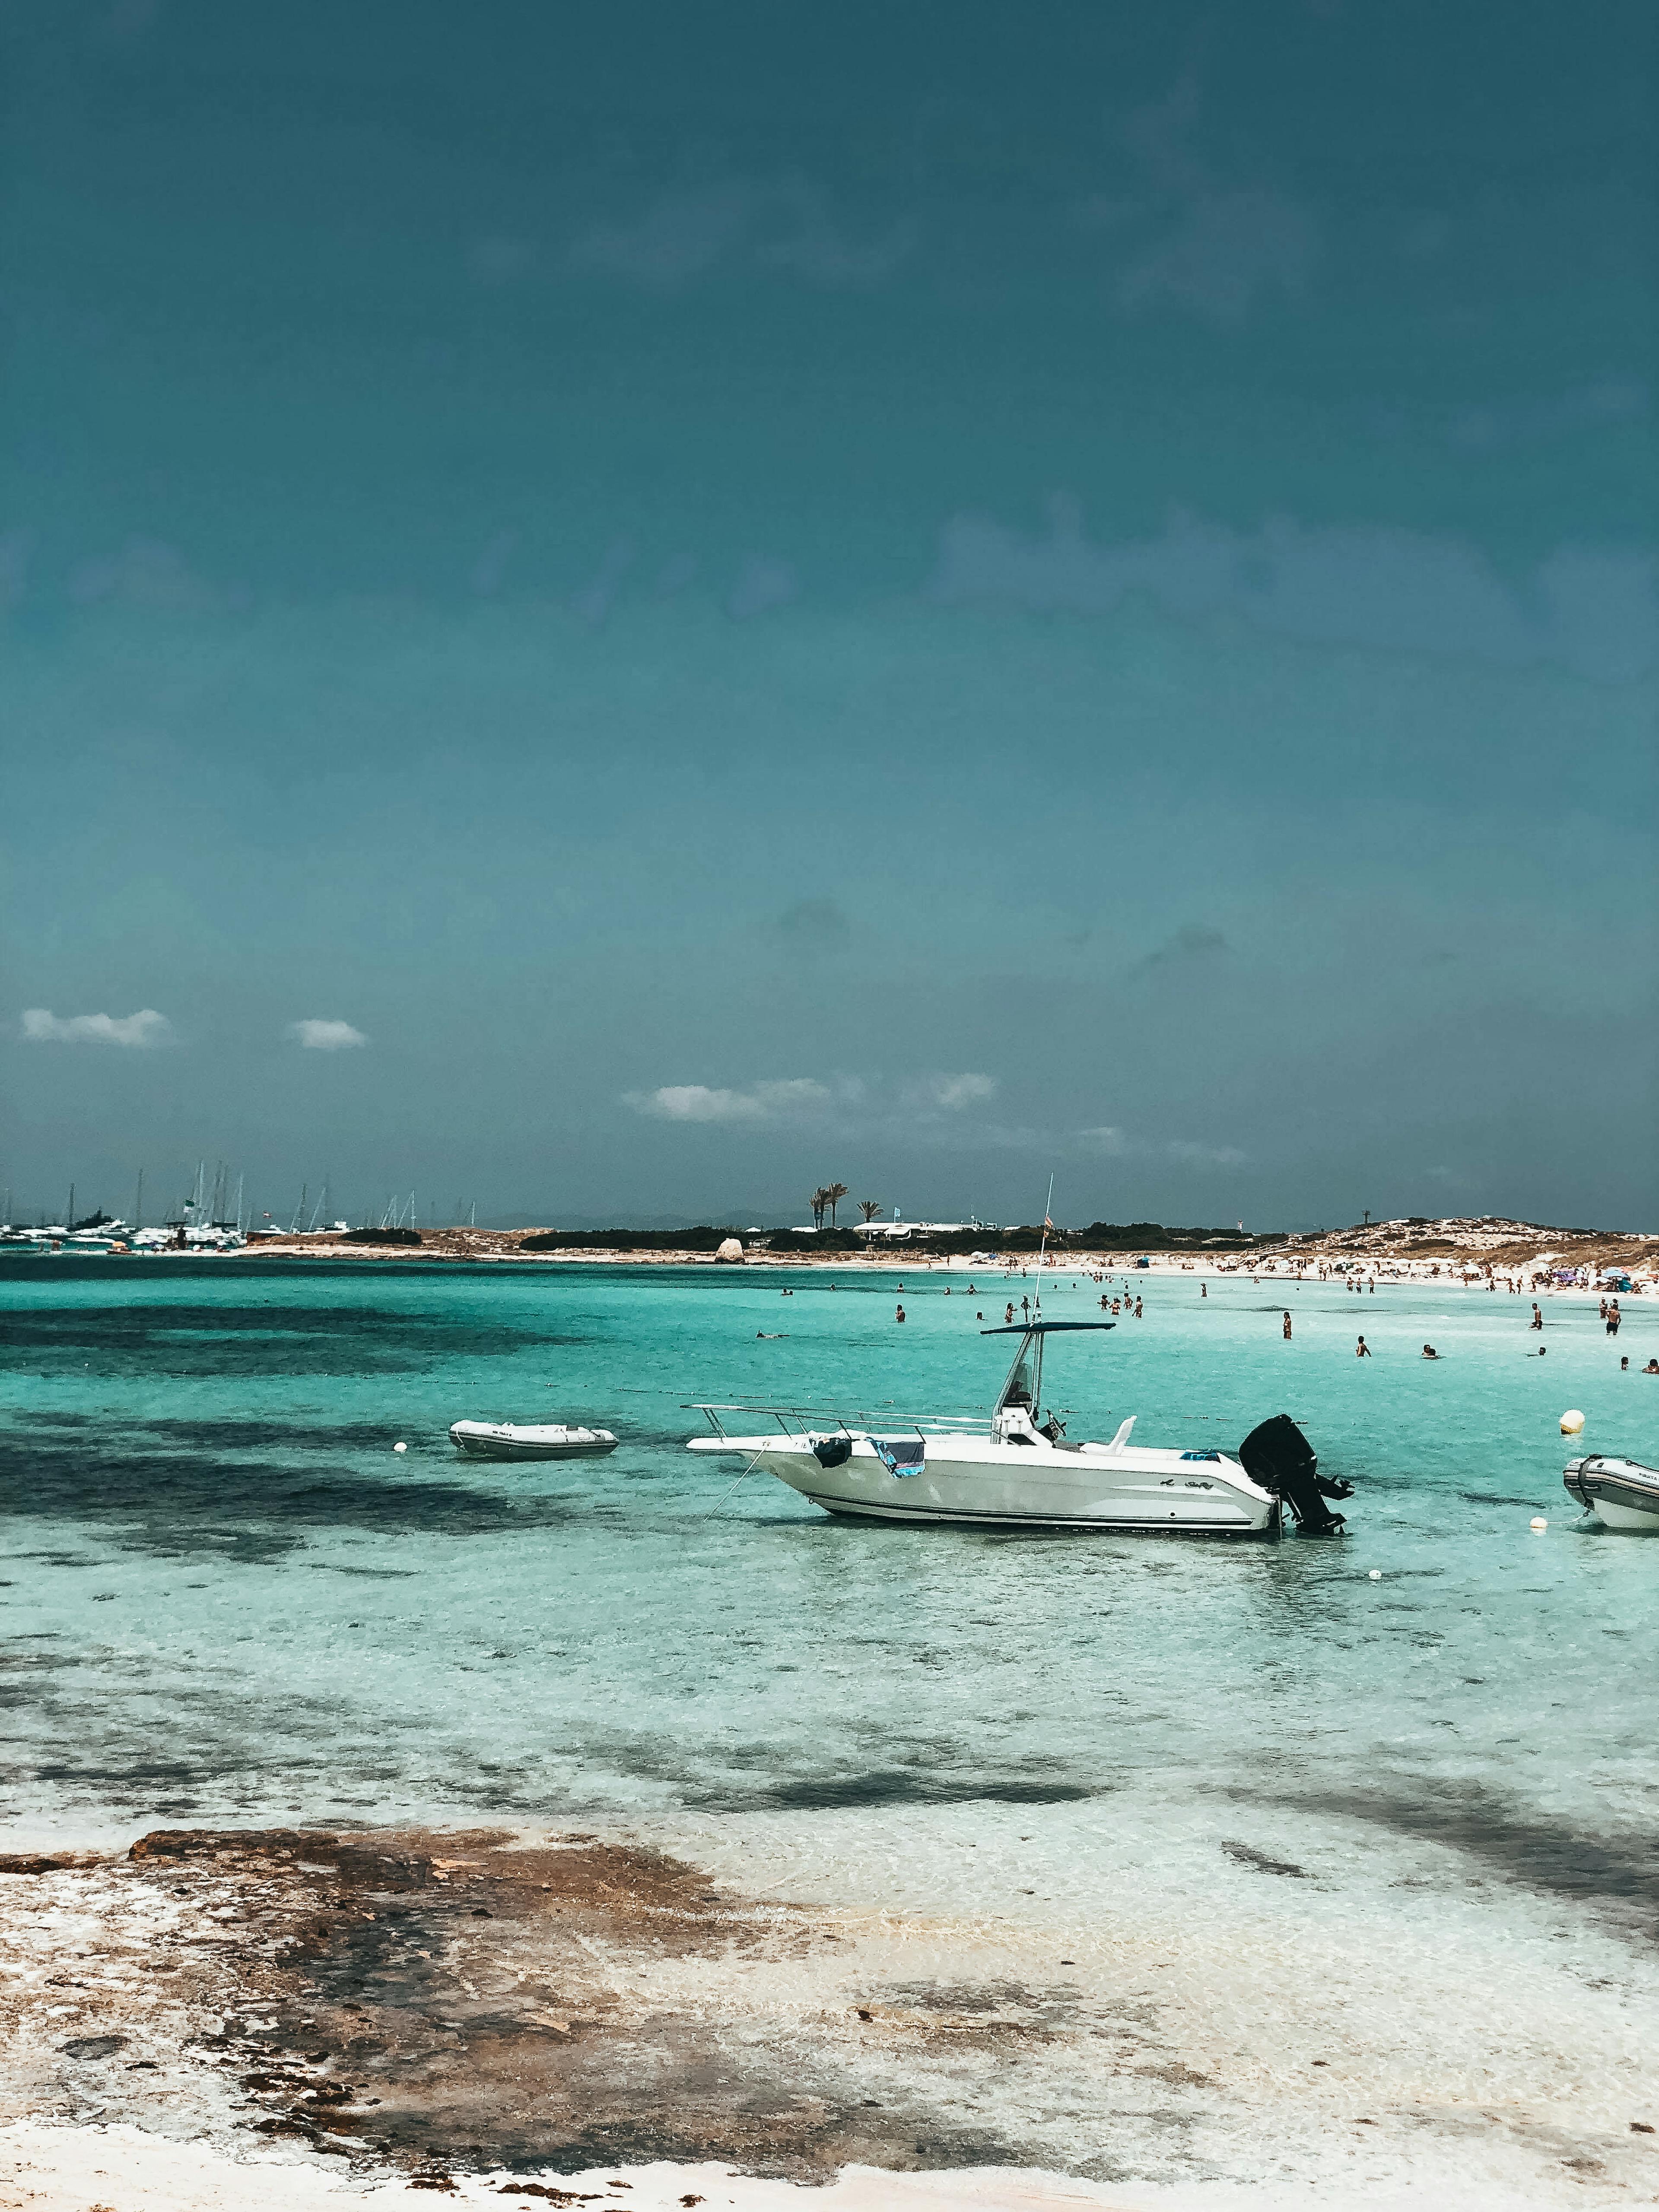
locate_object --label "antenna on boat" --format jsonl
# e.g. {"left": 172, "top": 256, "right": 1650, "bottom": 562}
{"left": 1033, "top": 1173, "right": 1055, "bottom": 1320}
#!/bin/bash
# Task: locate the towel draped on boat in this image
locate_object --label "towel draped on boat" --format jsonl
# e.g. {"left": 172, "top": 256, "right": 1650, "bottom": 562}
{"left": 874, "top": 1437, "right": 925, "bottom": 1478}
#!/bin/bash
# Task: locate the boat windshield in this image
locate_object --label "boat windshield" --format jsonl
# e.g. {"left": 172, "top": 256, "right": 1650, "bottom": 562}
{"left": 1003, "top": 1352, "right": 1036, "bottom": 1409}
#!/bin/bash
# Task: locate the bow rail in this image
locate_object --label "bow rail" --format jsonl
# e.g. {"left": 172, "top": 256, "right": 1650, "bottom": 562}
{"left": 688, "top": 1398, "right": 992, "bottom": 1441}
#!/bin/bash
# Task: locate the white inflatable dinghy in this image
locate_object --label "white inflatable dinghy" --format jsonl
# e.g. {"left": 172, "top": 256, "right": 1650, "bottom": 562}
{"left": 1564, "top": 1454, "right": 1659, "bottom": 1531}
{"left": 449, "top": 1420, "right": 618, "bottom": 1461}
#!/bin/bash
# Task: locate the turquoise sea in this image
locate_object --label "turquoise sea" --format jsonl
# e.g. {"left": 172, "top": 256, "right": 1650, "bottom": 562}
{"left": 2, "top": 1257, "right": 1653, "bottom": 1841}
{"left": 2, "top": 1256, "right": 1656, "bottom": 2190}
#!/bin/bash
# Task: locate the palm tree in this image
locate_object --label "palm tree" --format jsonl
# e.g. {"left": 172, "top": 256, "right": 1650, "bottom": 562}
{"left": 809, "top": 1186, "right": 829, "bottom": 1229}
{"left": 858, "top": 1198, "right": 883, "bottom": 1223}
{"left": 823, "top": 1182, "right": 849, "bottom": 1228}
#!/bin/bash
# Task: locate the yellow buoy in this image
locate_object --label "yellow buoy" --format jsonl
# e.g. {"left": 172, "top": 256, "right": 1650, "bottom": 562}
{"left": 1560, "top": 1409, "right": 1585, "bottom": 1435}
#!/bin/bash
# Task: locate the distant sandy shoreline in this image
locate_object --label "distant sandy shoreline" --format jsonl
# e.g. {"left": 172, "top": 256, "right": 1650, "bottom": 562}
{"left": 181, "top": 1239, "right": 1659, "bottom": 1289}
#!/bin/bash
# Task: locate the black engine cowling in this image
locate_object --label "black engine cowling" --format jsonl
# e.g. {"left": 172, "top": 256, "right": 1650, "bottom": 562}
{"left": 1237, "top": 1414, "right": 1351, "bottom": 1536}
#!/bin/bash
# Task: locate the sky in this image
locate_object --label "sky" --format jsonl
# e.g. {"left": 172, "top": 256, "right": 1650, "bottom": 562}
{"left": 2, "top": 0, "right": 1655, "bottom": 1232}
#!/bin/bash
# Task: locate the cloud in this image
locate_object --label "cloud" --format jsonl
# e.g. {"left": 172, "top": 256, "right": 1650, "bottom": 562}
{"left": 907, "top": 1072, "right": 997, "bottom": 1112}
{"left": 763, "top": 210, "right": 920, "bottom": 286}
{"left": 726, "top": 555, "right": 799, "bottom": 621}
{"left": 1077, "top": 1125, "right": 1130, "bottom": 1155}
{"left": 1078, "top": 73, "right": 1320, "bottom": 325}
{"left": 571, "top": 184, "right": 755, "bottom": 290}
{"left": 467, "top": 234, "right": 537, "bottom": 286}
{"left": 470, "top": 530, "right": 518, "bottom": 598}
{"left": 1141, "top": 925, "right": 1227, "bottom": 969}
{"left": 774, "top": 898, "right": 850, "bottom": 949}
{"left": 0, "top": 528, "right": 34, "bottom": 612}
{"left": 1165, "top": 1140, "right": 1247, "bottom": 1167}
{"left": 626, "top": 1079, "right": 835, "bottom": 1125}
{"left": 569, "top": 180, "right": 918, "bottom": 294}
{"left": 288, "top": 1019, "right": 367, "bottom": 1051}
{"left": 925, "top": 495, "right": 1658, "bottom": 682}
{"left": 1118, "top": 188, "right": 1319, "bottom": 324}
{"left": 21, "top": 1007, "right": 172, "bottom": 1047}
{"left": 67, "top": 537, "right": 227, "bottom": 614}
{"left": 572, "top": 537, "right": 634, "bottom": 629}
{"left": 1445, "top": 378, "right": 1648, "bottom": 454}
{"left": 626, "top": 1073, "right": 997, "bottom": 1130}
{"left": 1074, "top": 1125, "right": 1243, "bottom": 1167}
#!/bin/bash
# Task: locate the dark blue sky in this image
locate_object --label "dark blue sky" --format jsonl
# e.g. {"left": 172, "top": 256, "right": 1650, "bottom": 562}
{"left": 3, "top": 1, "right": 1654, "bottom": 1229}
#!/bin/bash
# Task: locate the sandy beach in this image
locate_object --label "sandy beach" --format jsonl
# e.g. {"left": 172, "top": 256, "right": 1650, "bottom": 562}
{"left": 1, "top": 1815, "right": 1654, "bottom": 2212}
{"left": 213, "top": 1220, "right": 1659, "bottom": 1294}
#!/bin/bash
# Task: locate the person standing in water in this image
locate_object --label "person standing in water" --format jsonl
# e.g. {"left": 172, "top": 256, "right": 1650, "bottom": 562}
{"left": 1282, "top": 1311, "right": 1292, "bottom": 1340}
{"left": 896, "top": 1305, "right": 906, "bottom": 1324}
{"left": 1356, "top": 1336, "right": 1372, "bottom": 1357}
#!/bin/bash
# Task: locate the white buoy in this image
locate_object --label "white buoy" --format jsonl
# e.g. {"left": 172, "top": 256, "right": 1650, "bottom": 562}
{"left": 1530, "top": 1516, "right": 1548, "bottom": 1531}
{"left": 1560, "top": 1408, "right": 1585, "bottom": 1435}
{"left": 393, "top": 1441, "right": 407, "bottom": 1453}
{"left": 1367, "top": 1569, "right": 1382, "bottom": 1580}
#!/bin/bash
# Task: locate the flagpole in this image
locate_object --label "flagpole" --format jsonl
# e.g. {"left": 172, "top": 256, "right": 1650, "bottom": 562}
{"left": 1034, "top": 1171, "right": 1055, "bottom": 1320}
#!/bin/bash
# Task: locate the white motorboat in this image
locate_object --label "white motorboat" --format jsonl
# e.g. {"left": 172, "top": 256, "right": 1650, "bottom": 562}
{"left": 687, "top": 1321, "right": 1351, "bottom": 1535}
{"left": 449, "top": 1420, "right": 618, "bottom": 1461}
{"left": 1564, "top": 1455, "right": 1659, "bottom": 1532}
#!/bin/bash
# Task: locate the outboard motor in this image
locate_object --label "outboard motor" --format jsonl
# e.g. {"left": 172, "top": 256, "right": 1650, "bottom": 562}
{"left": 1238, "top": 1414, "right": 1352, "bottom": 1536}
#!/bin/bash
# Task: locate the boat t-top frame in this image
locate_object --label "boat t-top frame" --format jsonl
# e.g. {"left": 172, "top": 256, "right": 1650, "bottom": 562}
{"left": 981, "top": 1319, "right": 1116, "bottom": 1426}
{"left": 689, "top": 1319, "right": 1116, "bottom": 1443}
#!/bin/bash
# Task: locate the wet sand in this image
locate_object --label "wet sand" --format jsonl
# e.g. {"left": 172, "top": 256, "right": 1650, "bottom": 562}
{"left": 0, "top": 1825, "right": 1654, "bottom": 2209}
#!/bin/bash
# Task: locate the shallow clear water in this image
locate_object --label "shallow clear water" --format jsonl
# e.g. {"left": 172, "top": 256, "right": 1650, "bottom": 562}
{"left": 0, "top": 1257, "right": 1650, "bottom": 1866}
{"left": 6, "top": 1254, "right": 1655, "bottom": 2192}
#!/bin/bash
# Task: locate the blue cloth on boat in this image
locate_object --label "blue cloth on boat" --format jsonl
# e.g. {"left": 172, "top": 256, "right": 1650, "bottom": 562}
{"left": 874, "top": 1437, "right": 925, "bottom": 1478}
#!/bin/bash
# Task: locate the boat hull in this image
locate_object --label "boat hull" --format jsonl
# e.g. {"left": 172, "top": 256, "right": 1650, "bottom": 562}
{"left": 1565, "top": 1456, "right": 1659, "bottom": 1532}
{"left": 450, "top": 1422, "right": 618, "bottom": 1461}
{"left": 690, "top": 1435, "right": 1277, "bottom": 1533}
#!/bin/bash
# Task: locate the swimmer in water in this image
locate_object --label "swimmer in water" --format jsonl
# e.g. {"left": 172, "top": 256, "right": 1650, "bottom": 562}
{"left": 1356, "top": 1336, "right": 1372, "bottom": 1357}
{"left": 1422, "top": 1344, "right": 1440, "bottom": 1359}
